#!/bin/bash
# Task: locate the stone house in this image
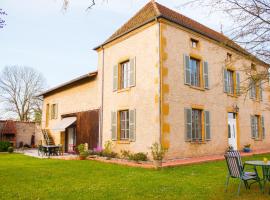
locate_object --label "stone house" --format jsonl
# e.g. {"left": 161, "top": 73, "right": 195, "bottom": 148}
{"left": 41, "top": 1, "right": 270, "bottom": 159}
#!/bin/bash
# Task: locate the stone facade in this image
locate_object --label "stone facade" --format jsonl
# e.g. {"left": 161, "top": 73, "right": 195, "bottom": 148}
{"left": 42, "top": 75, "right": 99, "bottom": 145}
{"left": 42, "top": 2, "right": 270, "bottom": 160}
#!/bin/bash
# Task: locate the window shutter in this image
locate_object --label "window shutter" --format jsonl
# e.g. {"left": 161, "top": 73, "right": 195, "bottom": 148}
{"left": 250, "top": 80, "right": 255, "bottom": 99}
{"left": 50, "top": 104, "right": 54, "bottom": 119}
{"left": 261, "top": 116, "right": 265, "bottom": 139}
{"left": 223, "top": 68, "right": 228, "bottom": 93}
{"left": 55, "top": 104, "right": 58, "bottom": 119}
{"left": 113, "top": 65, "right": 118, "bottom": 91}
{"left": 236, "top": 72, "right": 240, "bottom": 95}
{"left": 204, "top": 110, "right": 211, "bottom": 140}
{"left": 259, "top": 81, "right": 263, "bottom": 101}
{"left": 203, "top": 61, "right": 209, "bottom": 89}
{"left": 129, "top": 57, "right": 136, "bottom": 87}
{"left": 184, "top": 54, "right": 191, "bottom": 85}
{"left": 111, "top": 111, "right": 117, "bottom": 141}
{"left": 250, "top": 115, "right": 255, "bottom": 139}
{"left": 129, "top": 109, "right": 136, "bottom": 142}
{"left": 184, "top": 108, "right": 192, "bottom": 141}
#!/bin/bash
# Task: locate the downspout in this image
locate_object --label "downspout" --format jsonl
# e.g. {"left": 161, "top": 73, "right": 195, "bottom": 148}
{"left": 99, "top": 46, "right": 105, "bottom": 147}
{"left": 156, "top": 18, "right": 162, "bottom": 146}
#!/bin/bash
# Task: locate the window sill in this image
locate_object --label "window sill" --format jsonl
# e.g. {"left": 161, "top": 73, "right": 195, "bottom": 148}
{"left": 187, "top": 140, "right": 207, "bottom": 144}
{"left": 189, "top": 86, "right": 205, "bottom": 91}
{"left": 117, "top": 140, "right": 130, "bottom": 144}
{"left": 254, "top": 139, "right": 263, "bottom": 141}
{"left": 226, "top": 93, "right": 238, "bottom": 98}
{"left": 117, "top": 88, "right": 131, "bottom": 93}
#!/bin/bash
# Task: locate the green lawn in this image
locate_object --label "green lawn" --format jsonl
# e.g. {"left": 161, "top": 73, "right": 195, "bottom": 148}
{"left": 0, "top": 154, "right": 269, "bottom": 200}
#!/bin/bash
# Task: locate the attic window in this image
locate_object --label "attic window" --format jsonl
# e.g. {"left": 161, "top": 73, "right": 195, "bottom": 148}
{"left": 251, "top": 63, "right": 256, "bottom": 70}
{"left": 191, "top": 39, "right": 199, "bottom": 48}
{"left": 226, "top": 53, "right": 232, "bottom": 63}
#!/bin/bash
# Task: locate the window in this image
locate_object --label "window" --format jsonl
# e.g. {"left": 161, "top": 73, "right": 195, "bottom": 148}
{"left": 226, "top": 53, "right": 232, "bottom": 63}
{"left": 120, "top": 110, "right": 129, "bottom": 140}
{"left": 191, "top": 39, "right": 199, "bottom": 48}
{"left": 50, "top": 104, "right": 58, "bottom": 120}
{"left": 113, "top": 58, "right": 136, "bottom": 91}
{"left": 251, "top": 63, "right": 256, "bottom": 70}
{"left": 251, "top": 115, "right": 265, "bottom": 140}
{"left": 120, "top": 61, "right": 130, "bottom": 89}
{"left": 111, "top": 109, "right": 136, "bottom": 142}
{"left": 227, "top": 70, "right": 234, "bottom": 95}
{"left": 224, "top": 69, "right": 240, "bottom": 96}
{"left": 185, "top": 108, "right": 211, "bottom": 142}
{"left": 190, "top": 58, "right": 201, "bottom": 87}
{"left": 250, "top": 80, "right": 262, "bottom": 100}
{"left": 192, "top": 109, "right": 202, "bottom": 141}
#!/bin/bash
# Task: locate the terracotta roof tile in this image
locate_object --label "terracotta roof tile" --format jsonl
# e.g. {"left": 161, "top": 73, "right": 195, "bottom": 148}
{"left": 95, "top": 1, "right": 267, "bottom": 65}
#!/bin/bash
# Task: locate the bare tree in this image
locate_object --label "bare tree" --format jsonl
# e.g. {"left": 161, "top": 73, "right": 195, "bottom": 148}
{"left": 0, "top": 66, "right": 46, "bottom": 122}
{"left": 62, "top": 0, "right": 97, "bottom": 10}
{"left": 0, "top": 8, "right": 7, "bottom": 29}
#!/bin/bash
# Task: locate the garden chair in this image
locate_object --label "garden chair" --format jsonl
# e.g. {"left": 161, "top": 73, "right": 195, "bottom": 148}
{"left": 224, "top": 151, "right": 261, "bottom": 195}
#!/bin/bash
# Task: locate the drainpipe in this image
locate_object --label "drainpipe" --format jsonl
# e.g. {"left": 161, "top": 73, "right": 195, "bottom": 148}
{"left": 156, "top": 18, "right": 162, "bottom": 146}
{"left": 99, "top": 46, "right": 105, "bottom": 147}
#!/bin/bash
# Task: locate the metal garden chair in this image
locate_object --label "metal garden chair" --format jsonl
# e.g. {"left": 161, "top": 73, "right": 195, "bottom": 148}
{"left": 224, "top": 151, "right": 262, "bottom": 195}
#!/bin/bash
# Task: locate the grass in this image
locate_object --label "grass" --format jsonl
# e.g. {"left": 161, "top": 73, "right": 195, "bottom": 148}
{"left": 0, "top": 153, "right": 269, "bottom": 200}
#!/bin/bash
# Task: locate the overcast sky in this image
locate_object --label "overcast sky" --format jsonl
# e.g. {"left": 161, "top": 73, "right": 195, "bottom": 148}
{"left": 0, "top": 0, "right": 231, "bottom": 88}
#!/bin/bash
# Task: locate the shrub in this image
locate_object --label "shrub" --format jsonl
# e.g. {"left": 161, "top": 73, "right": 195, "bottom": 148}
{"left": 130, "top": 152, "right": 148, "bottom": 162}
{"left": 8, "top": 146, "right": 14, "bottom": 153}
{"left": 120, "top": 150, "right": 131, "bottom": 159}
{"left": 150, "top": 143, "right": 167, "bottom": 161}
{"left": 0, "top": 141, "right": 10, "bottom": 152}
{"left": 103, "top": 141, "right": 113, "bottom": 155}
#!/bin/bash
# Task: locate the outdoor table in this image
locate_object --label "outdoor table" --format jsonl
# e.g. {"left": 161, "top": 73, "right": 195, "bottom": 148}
{"left": 42, "top": 145, "right": 61, "bottom": 158}
{"left": 245, "top": 160, "right": 270, "bottom": 193}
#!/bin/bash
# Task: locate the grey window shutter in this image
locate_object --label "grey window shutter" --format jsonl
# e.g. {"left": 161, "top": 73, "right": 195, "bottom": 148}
{"left": 111, "top": 111, "right": 117, "bottom": 141}
{"left": 185, "top": 108, "right": 192, "bottom": 141}
{"left": 129, "top": 57, "right": 136, "bottom": 87}
{"left": 250, "top": 115, "right": 255, "bottom": 139}
{"left": 259, "top": 81, "right": 263, "bottom": 101}
{"left": 250, "top": 80, "right": 255, "bottom": 99}
{"left": 203, "top": 61, "right": 209, "bottom": 89}
{"left": 184, "top": 54, "right": 191, "bottom": 85}
{"left": 129, "top": 109, "right": 136, "bottom": 142}
{"left": 236, "top": 72, "right": 240, "bottom": 95}
{"left": 204, "top": 110, "right": 211, "bottom": 140}
{"left": 223, "top": 68, "right": 228, "bottom": 93}
{"left": 113, "top": 65, "right": 118, "bottom": 91}
{"left": 261, "top": 116, "right": 265, "bottom": 139}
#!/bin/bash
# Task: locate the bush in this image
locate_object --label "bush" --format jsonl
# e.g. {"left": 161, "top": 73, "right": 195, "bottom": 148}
{"left": 120, "top": 150, "right": 131, "bottom": 159}
{"left": 8, "top": 147, "right": 14, "bottom": 153}
{"left": 129, "top": 152, "right": 148, "bottom": 162}
{"left": 150, "top": 143, "right": 167, "bottom": 161}
{"left": 0, "top": 141, "right": 11, "bottom": 152}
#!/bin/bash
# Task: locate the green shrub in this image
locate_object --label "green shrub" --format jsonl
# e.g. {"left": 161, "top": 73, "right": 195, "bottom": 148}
{"left": 0, "top": 141, "right": 11, "bottom": 152}
{"left": 150, "top": 143, "right": 167, "bottom": 161}
{"left": 120, "top": 150, "right": 131, "bottom": 159}
{"left": 8, "top": 146, "right": 14, "bottom": 153}
{"left": 129, "top": 152, "right": 148, "bottom": 162}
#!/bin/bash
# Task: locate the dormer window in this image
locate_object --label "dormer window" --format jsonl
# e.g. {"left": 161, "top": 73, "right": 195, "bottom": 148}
{"left": 191, "top": 39, "right": 199, "bottom": 48}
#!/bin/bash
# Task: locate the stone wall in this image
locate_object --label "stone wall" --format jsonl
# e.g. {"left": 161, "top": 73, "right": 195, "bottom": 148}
{"left": 0, "top": 121, "right": 42, "bottom": 147}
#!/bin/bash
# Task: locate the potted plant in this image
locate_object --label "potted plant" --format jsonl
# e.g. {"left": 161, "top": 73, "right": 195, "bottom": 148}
{"left": 243, "top": 144, "right": 251, "bottom": 152}
{"left": 77, "top": 144, "right": 89, "bottom": 160}
{"left": 150, "top": 143, "right": 167, "bottom": 169}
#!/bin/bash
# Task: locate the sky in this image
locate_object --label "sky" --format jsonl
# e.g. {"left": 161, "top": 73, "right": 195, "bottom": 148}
{"left": 0, "top": 0, "right": 231, "bottom": 89}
